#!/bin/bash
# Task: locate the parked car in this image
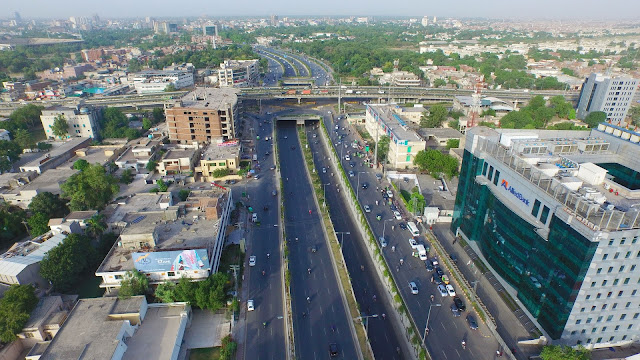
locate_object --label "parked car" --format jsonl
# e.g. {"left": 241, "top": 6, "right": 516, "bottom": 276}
{"left": 249, "top": 256, "right": 256, "bottom": 267}
{"left": 364, "top": 205, "right": 371, "bottom": 213}
{"left": 247, "top": 299, "right": 255, "bottom": 311}
{"left": 446, "top": 284, "right": 456, "bottom": 297}
{"left": 361, "top": 183, "right": 368, "bottom": 189}
{"left": 387, "top": 190, "right": 394, "bottom": 198}
{"left": 453, "top": 296, "right": 466, "bottom": 312}
{"left": 322, "top": 167, "right": 327, "bottom": 173}
{"left": 435, "top": 267, "right": 444, "bottom": 277}
{"left": 349, "top": 171, "right": 355, "bottom": 177}
{"left": 450, "top": 303, "right": 461, "bottom": 317}
{"left": 409, "top": 281, "right": 419, "bottom": 295}
{"left": 409, "top": 238, "right": 419, "bottom": 249}
{"left": 375, "top": 173, "right": 382, "bottom": 180}
{"left": 398, "top": 223, "right": 407, "bottom": 230}
{"left": 431, "top": 273, "right": 442, "bottom": 284}
{"left": 345, "top": 155, "right": 351, "bottom": 161}
{"left": 437, "top": 284, "right": 448, "bottom": 297}
{"left": 393, "top": 211, "right": 402, "bottom": 220}
{"left": 466, "top": 315, "right": 479, "bottom": 330}
{"left": 378, "top": 236, "right": 388, "bottom": 248}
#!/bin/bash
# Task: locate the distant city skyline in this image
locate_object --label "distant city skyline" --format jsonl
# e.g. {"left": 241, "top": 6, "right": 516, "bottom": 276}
{"left": 2, "top": 0, "right": 640, "bottom": 21}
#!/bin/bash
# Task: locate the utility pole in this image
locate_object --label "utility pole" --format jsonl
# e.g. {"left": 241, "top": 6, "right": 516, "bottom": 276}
{"left": 423, "top": 303, "right": 441, "bottom": 345}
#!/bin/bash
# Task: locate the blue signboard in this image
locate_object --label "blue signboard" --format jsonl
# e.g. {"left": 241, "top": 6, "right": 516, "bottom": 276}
{"left": 132, "top": 249, "right": 209, "bottom": 272}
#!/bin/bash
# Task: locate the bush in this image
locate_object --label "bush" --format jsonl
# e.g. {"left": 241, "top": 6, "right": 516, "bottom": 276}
{"left": 213, "top": 168, "right": 231, "bottom": 178}
{"left": 118, "top": 270, "right": 149, "bottom": 298}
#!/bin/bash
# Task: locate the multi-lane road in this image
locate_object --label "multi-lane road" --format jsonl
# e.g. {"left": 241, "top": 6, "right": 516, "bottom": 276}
{"left": 277, "top": 119, "right": 359, "bottom": 359}
{"left": 256, "top": 46, "right": 333, "bottom": 86}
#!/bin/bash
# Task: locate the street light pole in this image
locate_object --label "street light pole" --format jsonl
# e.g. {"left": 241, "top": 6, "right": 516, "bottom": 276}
{"left": 355, "top": 314, "right": 379, "bottom": 334}
{"left": 423, "top": 303, "right": 441, "bottom": 345}
{"left": 336, "top": 231, "right": 350, "bottom": 247}
{"left": 323, "top": 183, "right": 330, "bottom": 207}
{"left": 356, "top": 172, "right": 361, "bottom": 199}
{"left": 382, "top": 219, "right": 393, "bottom": 239}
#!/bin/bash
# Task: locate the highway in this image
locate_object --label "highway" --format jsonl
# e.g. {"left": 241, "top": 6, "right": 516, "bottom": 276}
{"left": 257, "top": 47, "right": 332, "bottom": 86}
{"left": 240, "top": 112, "right": 286, "bottom": 360}
{"left": 324, "top": 112, "right": 502, "bottom": 359}
{"left": 277, "top": 119, "right": 358, "bottom": 359}
{"left": 304, "top": 118, "right": 407, "bottom": 360}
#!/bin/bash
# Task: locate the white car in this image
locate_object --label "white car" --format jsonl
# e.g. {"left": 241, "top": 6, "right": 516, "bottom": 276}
{"left": 379, "top": 236, "right": 387, "bottom": 248}
{"left": 409, "top": 281, "right": 419, "bottom": 295}
{"left": 249, "top": 256, "right": 256, "bottom": 267}
{"left": 393, "top": 211, "right": 402, "bottom": 220}
{"left": 345, "top": 155, "right": 351, "bottom": 161}
{"left": 247, "top": 299, "right": 255, "bottom": 311}
{"left": 387, "top": 190, "right": 394, "bottom": 198}
{"left": 364, "top": 205, "right": 371, "bottom": 213}
{"left": 409, "top": 238, "right": 419, "bottom": 249}
{"left": 446, "top": 284, "right": 456, "bottom": 297}
{"left": 437, "top": 284, "right": 448, "bottom": 297}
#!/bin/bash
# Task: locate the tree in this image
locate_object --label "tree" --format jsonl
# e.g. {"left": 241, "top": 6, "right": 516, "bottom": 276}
{"left": 29, "top": 192, "right": 69, "bottom": 219}
{"left": 37, "top": 142, "right": 52, "bottom": 151}
{"left": 61, "top": 164, "right": 120, "bottom": 210}
{"left": 0, "top": 284, "right": 38, "bottom": 343}
{"left": 100, "top": 107, "right": 141, "bottom": 140}
{"left": 540, "top": 344, "right": 590, "bottom": 360}
{"left": 152, "top": 108, "right": 165, "bottom": 124}
{"left": 0, "top": 140, "right": 22, "bottom": 173}
{"left": 156, "top": 179, "right": 168, "bottom": 192}
{"left": 421, "top": 105, "right": 449, "bottom": 128}
{"left": 120, "top": 169, "right": 134, "bottom": 184}
{"left": 178, "top": 189, "right": 191, "bottom": 201}
{"left": 433, "top": 78, "right": 447, "bottom": 88}
{"left": 0, "top": 204, "right": 27, "bottom": 248}
{"left": 142, "top": 118, "right": 152, "bottom": 130}
{"left": 73, "top": 159, "right": 89, "bottom": 171}
{"left": 51, "top": 114, "right": 69, "bottom": 139}
{"left": 27, "top": 212, "right": 50, "bottom": 236}
{"left": 376, "top": 135, "right": 390, "bottom": 164}
{"left": 118, "top": 270, "right": 149, "bottom": 298}
{"left": 164, "top": 84, "right": 177, "bottom": 92}
{"left": 628, "top": 106, "right": 640, "bottom": 127}
{"left": 146, "top": 160, "right": 158, "bottom": 173}
{"left": 584, "top": 111, "right": 607, "bottom": 128}
{"left": 13, "top": 128, "right": 34, "bottom": 150}
{"left": 39, "top": 234, "right": 96, "bottom": 292}
{"left": 446, "top": 139, "right": 460, "bottom": 149}
{"left": 86, "top": 214, "right": 106, "bottom": 239}
{"left": 155, "top": 281, "right": 177, "bottom": 303}
{"left": 414, "top": 149, "right": 459, "bottom": 178}
{"left": 8, "top": 104, "right": 44, "bottom": 130}
{"left": 195, "top": 273, "right": 229, "bottom": 310}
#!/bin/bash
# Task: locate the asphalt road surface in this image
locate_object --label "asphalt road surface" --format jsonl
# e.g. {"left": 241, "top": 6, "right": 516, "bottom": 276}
{"left": 241, "top": 112, "right": 286, "bottom": 360}
{"left": 324, "top": 112, "right": 502, "bottom": 360}
{"left": 277, "top": 119, "right": 358, "bottom": 360}
{"left": 305, "top": 120, "right": 406, "bottom": 360}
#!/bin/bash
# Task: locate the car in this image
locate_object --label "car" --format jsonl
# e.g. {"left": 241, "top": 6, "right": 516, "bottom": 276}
{"left": 265, "top": 151, "right": 270, "bottom": 156}
{"left": 364, "top": 205, "right": 371, "bottom": 213}
{"left": 378, "top": 236, "right": 387, "bottom": 248}
{"left": 453, "top": 296, "right": 466, "bottom": 311}
{"left": 450, "top": 253, "right": 459, "bottom": 263}
{"left": 387, "top": 190, "right": 394, "bottom": 198}
{"left": 361, "top": 183, "right": 368, "bottom": 189}
{"left": 409, "top": 238, "right": 419, "bottom": 249}
{"left": 249, "top": 256, "right": 256, "bottom": 267}
{"left": 403, "top": 177, "right": 409, "bottom": 183}
{"left": 431, "top": 273, "right": 442, "bottom": 284}
{"left": 466, "top": 314, "right": 479, "bottom": 330}
{"left": 329, "top": 343, "right": 339, "bottom": 357}
{"left": 254, "top": 175, "right": 260, "bottom": 180}
{"left": 270, "top": 166, "right": 276, "bottom": 170}
{"left": 349, "top": 171, "right": 355, "bottom": 177}
{"left": 345, "top": 155, "right": 351, "bottom": 161}
{"left": 390, "top": 204, "right": 398, "bottom": 211}
{"left": 375, "top": 173, "right": 383, "bottom": 180}
{"left": 398, "top": 222, "right": 407, "bottom": 230}
{"left": 272, "top": 190, "right": 277, "bottom": 196}
{"left": 450, "top": 303, "right": 461, "bottom": 317}
{"left": 350, "top": 162, "right": 355, "bottom": 168}
{"left": 247, "top": 299, "right": 255, "bottom": 311}
{"left": 284, "top": 135, "right": 288, "bottom": 139}
{"left": 393, "top": 211, "right": 402, "bottom": 220}
{"left": 322, "top": 167, "right": 327, "bottom": 173}
{"left": 435, "top": 267, "right": 444, "bottom": 277}
{"left": 446, "top": 284, "right": 456, "bottom": 297}
{"left": 437, "top": 284, "right": 448, "bottom": 297}
{"left": 409, "top": 281, "right": 419, "bottom": 295}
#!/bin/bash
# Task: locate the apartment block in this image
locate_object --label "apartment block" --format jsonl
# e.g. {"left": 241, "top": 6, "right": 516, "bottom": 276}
{"left": 218, "top": 59, "right": 259, "bottom": 87}
{"left": 166, "top": 87, "right": 238, "bottom": 144}
{"left": 40, "top": 106, "right": 100, "bottom": 139}
{"left": 130, "top": 70, "right": 194, "bottom": 94}
{"left": 197, "top": 140, "right": 241, "bottom": 182}
{"left": 576, "top": 73, "right": 638, "bottom": 125}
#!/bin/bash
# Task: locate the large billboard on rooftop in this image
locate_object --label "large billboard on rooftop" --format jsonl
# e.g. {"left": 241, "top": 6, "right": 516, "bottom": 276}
{"left": 132, "top": 249, "right": 209, "bottom": 272}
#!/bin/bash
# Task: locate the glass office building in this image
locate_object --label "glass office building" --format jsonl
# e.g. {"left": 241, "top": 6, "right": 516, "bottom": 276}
{"left": 452, "top": 125, "right": 640, "bottom": 348}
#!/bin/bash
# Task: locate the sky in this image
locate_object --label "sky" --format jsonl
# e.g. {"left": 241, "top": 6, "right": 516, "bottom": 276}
{"left": 2, "top": 0, "right": 640, "bottom": 20}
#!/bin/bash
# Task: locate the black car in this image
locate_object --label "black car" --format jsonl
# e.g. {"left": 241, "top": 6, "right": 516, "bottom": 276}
{"left": 431, "top": 274, "right": 443, "bottom": 285}
{"left": 398, "top": 222, "right": 407, "bottom": 230}
{"left": 453, "top": 296, "right": 466, "bottom": 311}
{"left": 450, "top": 303, "right": 461, "bottom": 317}
{"left": 435, "top": 267, "right": 444, "bottom": 277}
{"left": 466, "top": 315, "right": 479, "bottom": 330}
{"left": 329, "top": 343, "right": 339, "bottom": 357}
{"left": 350, "top": 162, "right": 356, "bottom": 167}
{"left": 362, "top": 183, "right": 368, "bottom": 189}
{"left": 426, "top": 262, "right": 434, "bottom": 272}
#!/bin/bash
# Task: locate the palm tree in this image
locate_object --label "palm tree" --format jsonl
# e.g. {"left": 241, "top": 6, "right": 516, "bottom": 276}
{"left": 86, "top": 214, "right": 106, "bottom": 239}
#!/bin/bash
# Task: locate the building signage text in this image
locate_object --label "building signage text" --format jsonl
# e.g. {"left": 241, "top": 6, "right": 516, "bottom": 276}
{"left": 501, "top": 179, "right": 530, "bottom": 206}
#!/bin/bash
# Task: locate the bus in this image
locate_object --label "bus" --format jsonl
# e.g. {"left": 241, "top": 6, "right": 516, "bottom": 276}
{"left": 407, "top": 221, "right": 420, "bottom": 237}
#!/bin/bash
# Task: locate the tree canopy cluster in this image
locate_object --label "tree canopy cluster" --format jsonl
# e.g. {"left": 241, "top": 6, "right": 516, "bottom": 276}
{"left": 100, "top": 108, "right": 141, "bottom": 140}
{"left": 39, "top": 234, "right": 97, "bottom": 292}
{"left": 27, "top": 192, "right": 70, "bottom": 237}
{"left": 540, "top": 344, "right": 590, "bottom": 360}
{"left": 146, "top": 44, "right": 260, "bottom": 70}
{"left": 414, "top": 149, "right": 459, "bottom": 178}
{"left": 61, "top": 163, "right": 119, "bottom": 211}
{"left": 118, "top": 270, "right": 150, "bottom": 298}
{"left": 0, "top": 284, "right": 38, "bottom": 343}
{"left": 500, "top": 95, "right": 576, "bottom": 129}
{"left": 155, "top": 273, "right": 231, "bottom": 311}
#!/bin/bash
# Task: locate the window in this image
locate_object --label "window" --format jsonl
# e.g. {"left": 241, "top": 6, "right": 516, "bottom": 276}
{"left": 620, "top": 266, "right": 625, "bottom": 272}
{"left": 493, "top": 170, "right": 500, "bottom": 186}
{"left": 597, "top": 316, "right": 603, "bottom": 322}
{"left": 602, "top": 326, "right": 608, "bottom": 332}
{"left": 115, "top": 275, "right": 123, "bottom": 280}
{"left": 631, "top": 265, "right": 636, "bottom": 272}
{"left": 634, "top": 290, "right": 638, "bottom": 296}
{"left": 607, "top": 292, "right": 613, "bottom": 298}
{"left": 629, "top": 324, "right": 634, "bottom": 330}
{"left": 626, "top": 251, "right": 632, "bottom": 259}
{"left": 614, "top": 252, "right": 620, "bottom": 259}
{"left": 597, "top": 293, "right": 602, "bottom": 299}
{"left": 591, "top": 327, "right": 597, "bottom": 333}
{"left": 634, "top": 313, "right": 639, "bottom": 319}
{"left": 597, "top": 268, "right": 602, "bottom": 274}
{"left": 633, "top": 236, "right": 638, "bottom": 244}
{"left": 597, "top": 337, "right": 603, "bottom": 343}
{"left": 586, "top": 318, "right": 592, "bottom": 323}
{"left": 606, "top": 315, "right": 613, "bottom": 322}
{"left": 626, "top": 302, "right": 631, "bottom": 308}
{"left": 580, "top": 307, "right": 585, "bottom": 312}
{"left": 540, "top": 205, "right": 550, "bottom": 223}
{"left": 609, "top": 240, "right": 615, "bottom": 246}
{"left": 613, "top": 279, "right": 619, "bottom": 286}
{"left": 592, "top": 282, "right": 597, "bottom": 288}
{"left": 615, "top": 325, "right": 620, "bottom": 331}
{"left": 608, "top": 267, "right": 614, "bottom": 273}
{"left": 167, "top": 271, "right": 175, "bottom": 277}
{"left": 603, "top": 254, "right": 609, "bottom": 260}
{"left": 624, "top": 278, "right": 630, "bottom": 285}
{"left": 482, "top": 162, "right": 488, "bottom": 176}
{"left": 620, "top": 314, "right": 627, "bottom": 320}
{"left": 586, "top": 295, "right": 591, "bottom": 300}
{"left": 576, "top": 319, "right": 582, "bottom": 324}
{"left": 591, "top": 305, "right": 597, "bottom": 311}
{"left": 602, "top": 304, "right": 608, "bottom": 310}
{"left": 488, "top": 166, "right": 494, "bottom": 181}
{"left": 618, "top": 291, "right": 624, "bottom": 297}
{"left": 612, "top": 303, "right": 618, "bottom": 309}
{"left": 407, "top": 146, "right": 412, "bottom": 153}
{"left": 532, "top": 200, "right": 541, "bottom": 217}
{"left": 623, "top": 335, "right": 628, "bottom": 340}
{"left": 602, "top": 280, "right": 608, "bottom": 286}
{"left": 571, "top": 331, "right": 577, "bottom": 335}
{"left": 621, "top": 238, "right": 626, "bottom": 245}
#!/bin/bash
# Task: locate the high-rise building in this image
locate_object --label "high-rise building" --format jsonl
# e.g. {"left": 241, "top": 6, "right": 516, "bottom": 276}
{"left": 453, "top": 125, "right": 640, "bottom": 348}
{"left": 203, "top": 24, "right": 217, "bottom": 36}
{"left": 270, "top": 15, "right": 279, "bottom": 26}
{"left": 576, "top": 73, "right": 638, "bottom": 125}
{"left": 217, "top": 59, "right": 259, "bottom": 87}
{"left": 165, "top": 87, "right": 238, "bottom": 143}
{"left": 421, "top": 16, "right": 429, "bottom": 27}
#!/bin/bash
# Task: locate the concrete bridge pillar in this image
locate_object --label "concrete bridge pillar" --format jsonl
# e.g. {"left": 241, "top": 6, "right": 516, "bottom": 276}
{"left": 297, "top": 97, "right": 301, "bottom": 105}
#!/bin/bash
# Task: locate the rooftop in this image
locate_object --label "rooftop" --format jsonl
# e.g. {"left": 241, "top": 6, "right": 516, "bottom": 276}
{"left": 162, "top": 147, "right": 197, "bottom": 161}
{"left": 368, "top": 104, "right": 424, "bottom": 143}
{"left": 178, "top": 87, "right": 238, "bottom": 109}
{"left": 0, "top": 233, "right": 66, "bottom": 277}
{"left": 2, "top": 168, "right": 79, "bottom": 195}
{"left": 59, "top": 145, "right": 125, "bottom": 168}
{"left": 419, "top": 127, "right": 464, "bottom": 139}
{"left": 20, "top": 138, "right": 91, "bottom": 171}
{"left": 134, "top": 69, "right": 191, "bottom": 77}
{"left": 103, "top": 193, "right": 174, "bottom": 225}
{"left": 201, "top": 140, "right": 241, "bottom": 161}
{"left": 39, "top": 296, "right": 145, "bottom": 360}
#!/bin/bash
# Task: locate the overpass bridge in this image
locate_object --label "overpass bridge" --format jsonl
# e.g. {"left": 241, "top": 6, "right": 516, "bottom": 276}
{"left": 0, "top": 86, "right": 579, "bottom": 116}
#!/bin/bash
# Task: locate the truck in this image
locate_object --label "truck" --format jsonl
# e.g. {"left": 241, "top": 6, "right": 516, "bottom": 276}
{"left": 301, "top": 89, "right": 311, "bottom": 95}
{"left": 286, "top": 89, "right": 296, "bottom": 95}
{"left": 415, "top": 244, "right": 428, "bottom": 261}
{"left": 345, "top": 90, "right": 353, "bottom": 94}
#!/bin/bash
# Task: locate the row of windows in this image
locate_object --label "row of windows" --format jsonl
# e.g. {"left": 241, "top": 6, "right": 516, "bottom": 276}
{"left": 578, "top": 335, "right": 629, "bottom": 345}
{"left": 585, "top": 289, "right": 637, "bottom": 298}
{"left": 575, "top": 312, "right": 638, "bottom": 324}
{"left": 607, "top": 237, "right": 639, "bottom": 246}
{"left": 602, "top": 250, "right": 640, "bottom": 260}
{"left": 580, "top": 301, "right": 637, "bottom": 312}
{"left": 590, "top": 277, "right": 634, "bottom": 286}
{"left": 597, "top": 264, "right": 637, "bottom": 274}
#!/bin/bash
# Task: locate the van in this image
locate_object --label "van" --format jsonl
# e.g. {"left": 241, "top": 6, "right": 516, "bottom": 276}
{"left": 415, "top": 244, "right": 428, "bottom": 260}
{"left": 407, "top": 222, "right": 420, "bottom": 237}
{"left": 252, "top": 213, "right": 258, "bottom": 222}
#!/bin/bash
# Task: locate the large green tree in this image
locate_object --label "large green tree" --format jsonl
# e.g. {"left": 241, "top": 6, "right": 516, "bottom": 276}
{"left": 376, "top": 135, "right": 390, "bottom": 164}
{"left": 414, "top": 149, "right": 459, "bottom": 178}
{"left": 540, "top": 344, "right": 590, "bottom": 360}
{"left": 421, "top": 105, "right": 449, "bottom": 128}
{"left": 118, "top": 270, "right": 149, "bottom": 298}
{"left": 0, "top": 140, "right": 22, "bottom": 173}
{"left": 628, "top": 106, "right": 640, "bottom": 127}
{"left": 583, "top": 111, "right": 607, "bottom": 128}
{"left": 13, "top": 129, "right": 34, "bottom": 150}
{"left": 0, "top": 204, "right": 27, "bottom": 248}
{"left": 51, "top": 114, "right": 69, "bottom": 139}
{"left": 39, "top": 234, "right": 96, "bottom": 292}
{"left": 28, "top": 192, "right": 69, "bottom": 219}
{"left": 72, "top": 159, "right": 90, "bottom": 171}
{"left": 100, "top": 107, "right": 141, "bottom": 140}
{"left": 61, "top": 164, "right": 119, "bottom": 210}
{"left": 27, "top": 212, "right": 50, "bottom": 237}
{"left": 0, "top": 284, "right": 38, "bottom": 343}
{"left": 7, "top": 104, "right": 44, "bottom": 131}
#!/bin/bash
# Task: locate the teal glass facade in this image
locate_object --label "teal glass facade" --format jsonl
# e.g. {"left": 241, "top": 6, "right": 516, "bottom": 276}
{"left": 452, "top": 150, "right": 598, "bottom": 339}
{"left": 597, "top": 162, "right": 640, "bottom": 190}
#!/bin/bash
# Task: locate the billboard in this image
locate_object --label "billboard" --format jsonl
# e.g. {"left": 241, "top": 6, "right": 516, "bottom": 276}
{"left": 132, "top": 249, "right": 209, "bottom": 272}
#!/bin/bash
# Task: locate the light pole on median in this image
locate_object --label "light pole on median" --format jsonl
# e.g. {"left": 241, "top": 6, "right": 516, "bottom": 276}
{"left": 336, "top": 231, "right": 350, "bottom": 248}
{"left": 355, "top": 314, "right": 379, "bottom": 334}
{"left": 356, "top": 172, "right": 362, "bottom": 199}
{"left": 423, "top": 303, "right": 441, "bottom": 345}
{"left": 382, "top": 218, "right": 394, "bottom": 240}
{"left": 323, "top": 183, "right": 330, "bottom": 207}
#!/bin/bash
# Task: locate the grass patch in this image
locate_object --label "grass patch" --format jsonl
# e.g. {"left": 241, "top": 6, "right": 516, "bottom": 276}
{"left": 189, "top": 347, "right": 221, "bottom": 360}
{"left": 472, "top": 257, "right": 489, "bottom": 274}
{"left": 497, "top": 289, "right": 519, "bottom": 312}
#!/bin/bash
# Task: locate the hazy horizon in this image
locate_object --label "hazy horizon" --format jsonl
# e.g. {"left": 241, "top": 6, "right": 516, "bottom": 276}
{"left": 2, "top": 0, "right": 640, "bottom": 21}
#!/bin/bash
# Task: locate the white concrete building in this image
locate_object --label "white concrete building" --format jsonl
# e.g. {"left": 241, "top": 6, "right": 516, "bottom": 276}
{"left": 131, "top": 70, "right": 194, "bottom": 94}
{"left": 217, "top": 59, "right": 259, "bottom": 87}
{"left": 40, "top": 106, "right": 100, "bottom": 139}
{"left": 576, "top": 73, "right": 638, "bottom": 125}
